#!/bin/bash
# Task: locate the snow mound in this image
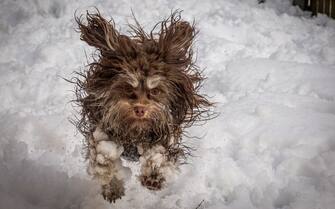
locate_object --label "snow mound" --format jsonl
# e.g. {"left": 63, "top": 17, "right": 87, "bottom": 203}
{"left": 195, "top": 59, "right": 335, "bottom": 209}
{"left": 0, "top": 140, "right": 107, "bottom": 209}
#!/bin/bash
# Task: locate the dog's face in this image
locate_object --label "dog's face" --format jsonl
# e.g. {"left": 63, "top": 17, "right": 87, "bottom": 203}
{"left": 75, "top": 11, "right": 211, "bottom": 143}
{"left": 103, "top": 69, "right": 172, "bottom": 138}
{"left": 112, "top": 73, "right": 167, "bottom": 122}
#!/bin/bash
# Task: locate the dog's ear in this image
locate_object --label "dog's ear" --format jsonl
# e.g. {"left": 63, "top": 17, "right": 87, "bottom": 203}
{"left": 75, "top": 11, "right": 121, "bottom": 52}
{"left": 157, "top": 12, "right": 196, "bottom": 66}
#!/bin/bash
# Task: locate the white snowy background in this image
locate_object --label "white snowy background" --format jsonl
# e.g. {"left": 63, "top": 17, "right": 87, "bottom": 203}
{"left": 1, "top": 0, "right": 335, "bottom": 208}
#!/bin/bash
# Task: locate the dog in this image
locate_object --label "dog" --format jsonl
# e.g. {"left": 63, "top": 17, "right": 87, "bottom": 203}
{"left": 72, "top": 10, "right": 212, "bottom": 203}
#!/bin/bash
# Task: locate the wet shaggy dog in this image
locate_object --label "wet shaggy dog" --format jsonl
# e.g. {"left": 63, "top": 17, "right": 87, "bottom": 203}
{"left": 72, "top": 10, "right": 212, "bottom": 202}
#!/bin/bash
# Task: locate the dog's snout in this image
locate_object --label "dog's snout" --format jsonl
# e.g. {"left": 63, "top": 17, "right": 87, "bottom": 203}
{"left": 134, "top": 105, "right": 147, "bottom": 117}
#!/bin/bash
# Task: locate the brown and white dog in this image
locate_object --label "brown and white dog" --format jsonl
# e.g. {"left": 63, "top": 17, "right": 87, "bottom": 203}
{"left": 72, "top": 10, "right": 212, "bottom": 203}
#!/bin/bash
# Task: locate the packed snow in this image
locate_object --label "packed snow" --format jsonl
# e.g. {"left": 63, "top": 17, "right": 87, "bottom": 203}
{"left": 1, "top": 0, "right": 335, "bottom": 209}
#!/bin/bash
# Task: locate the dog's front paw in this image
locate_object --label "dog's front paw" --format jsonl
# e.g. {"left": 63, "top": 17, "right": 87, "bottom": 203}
{"left": 140, "top": 169, "right": 165, "bottom": 191}
{"left": 101, "top": 177, "right": 125, "bottom": 203}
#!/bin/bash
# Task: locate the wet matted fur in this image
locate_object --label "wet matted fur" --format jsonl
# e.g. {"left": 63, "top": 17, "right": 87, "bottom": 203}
{"left": 71, "top": 9, "right": 213, "bottom": 203}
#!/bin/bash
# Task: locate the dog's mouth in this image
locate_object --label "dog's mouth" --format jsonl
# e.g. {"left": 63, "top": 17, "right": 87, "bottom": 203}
{"left": 127, "top": 116, "right": 152, "bottom": 128}
{"left": 103, "top": 102, "right": 172, "bottom": 140}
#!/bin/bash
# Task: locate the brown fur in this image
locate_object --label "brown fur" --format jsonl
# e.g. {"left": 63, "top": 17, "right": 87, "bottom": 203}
{"left": 71, "top": 9, "right": 213, "bottom": 202}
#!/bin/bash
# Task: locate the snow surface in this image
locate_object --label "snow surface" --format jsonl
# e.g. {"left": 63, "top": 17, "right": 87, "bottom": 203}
{"left": 1, "top": 0, "right": 335, "bottom": 209}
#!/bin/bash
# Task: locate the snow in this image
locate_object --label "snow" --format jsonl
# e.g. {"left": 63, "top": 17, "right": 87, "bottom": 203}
{"left": 96, "top": 141, "right": 124, "bottom": 161}
{"left": 93, "top": 127, "right": 110, "bottom": 142}
{"left": 1, "top": 0, "right": 335, "bottom": 209}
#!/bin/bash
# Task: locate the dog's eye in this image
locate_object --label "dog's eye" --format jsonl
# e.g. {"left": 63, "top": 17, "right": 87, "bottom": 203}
{"left": 129, "top": 92, "right": 137, "bottom": 100}
{"left": 150, "top": 88, "right": 160, "bottom": 96}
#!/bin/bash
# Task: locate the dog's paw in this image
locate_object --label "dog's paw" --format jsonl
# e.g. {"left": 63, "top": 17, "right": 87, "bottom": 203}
{"left": 140, "top": 170, "right": 165, "bottom": 191}
{"left": 101, "top": 178, "right": 125, "bottom": 203}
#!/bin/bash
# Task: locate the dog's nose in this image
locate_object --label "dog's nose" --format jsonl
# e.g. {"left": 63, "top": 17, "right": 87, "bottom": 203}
{"left": 134, "top": 106, "right": 147, "bottom": 117}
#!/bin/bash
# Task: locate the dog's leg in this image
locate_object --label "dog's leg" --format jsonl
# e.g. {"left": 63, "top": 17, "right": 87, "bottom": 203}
{"left": 87, "top": 127, "right": 131, "bottom": 202}
{"left": 139, "top": 145, "right": 180, "bottom": 191}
